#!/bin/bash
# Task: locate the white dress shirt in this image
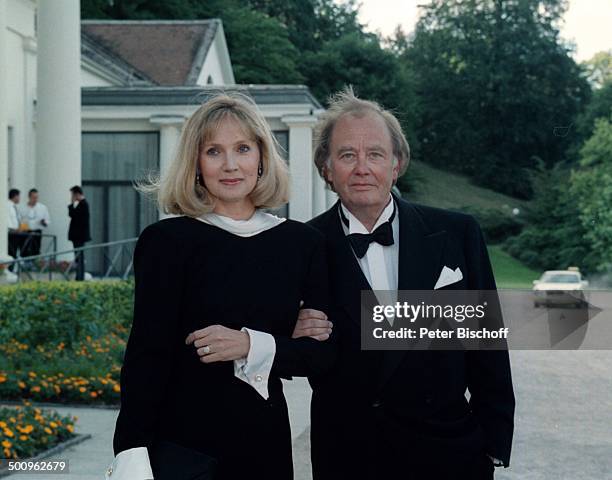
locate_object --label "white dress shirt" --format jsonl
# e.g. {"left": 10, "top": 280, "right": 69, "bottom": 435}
{"left": 21, "top": 202, "right": 50, "bottom": 230}
{"left": 7, "top": 201, "right": 19, "bottom": 230}
{"left": 340, "top": 196, "right": 399, "bottom": 323}
{"left": 106, "top": 211, "right": 282, "bottom": 480}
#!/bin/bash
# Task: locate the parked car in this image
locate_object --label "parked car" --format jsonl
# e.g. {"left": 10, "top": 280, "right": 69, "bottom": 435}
{"left": 532, "top": 267, "right": 589, "bottom": 308}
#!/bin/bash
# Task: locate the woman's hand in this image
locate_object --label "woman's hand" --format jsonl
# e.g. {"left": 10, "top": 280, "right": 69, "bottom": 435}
{"left": 185, "top": 325, "right": 250, "bottom": 363}
{"left": 292, "top": 308, "right": 332, "bottom": 341}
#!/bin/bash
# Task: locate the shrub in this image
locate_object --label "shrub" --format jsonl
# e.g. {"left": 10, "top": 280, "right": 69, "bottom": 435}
{"left": 0, "top": 280, "right": 133, "bottom": 348}
{"left": 0, "top": 402, "right": 76, "bottom": 459}
{"left": 457, "top": 206, "right": 524, "bottom": 244}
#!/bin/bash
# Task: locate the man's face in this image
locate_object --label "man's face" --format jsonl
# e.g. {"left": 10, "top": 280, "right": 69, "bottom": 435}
{"left": 11, "top": 195, "right": 19, "bottom": 204}
{"left": 326, "top": 112, "right": 398, "bottom": 213}
{"left": 29, "top": 192, "right": 38, "bottom": 204}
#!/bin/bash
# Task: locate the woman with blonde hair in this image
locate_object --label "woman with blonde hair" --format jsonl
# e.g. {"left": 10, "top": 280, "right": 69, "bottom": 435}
{"left": 106, "top": 93, "right": 335, "bottom": 480}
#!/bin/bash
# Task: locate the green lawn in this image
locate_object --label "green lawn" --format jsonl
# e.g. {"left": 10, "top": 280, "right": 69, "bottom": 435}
{"left": 403, "top": 160, "right": 529, "bottom": 215}
{"left": 488, "top": 245, "right": 539, "bottom": 289}
{"left": 399, "top": 160, "right": 536, "bottom": 288}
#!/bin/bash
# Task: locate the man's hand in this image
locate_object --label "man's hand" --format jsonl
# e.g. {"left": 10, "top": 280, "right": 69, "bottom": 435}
{"left": 293, "top": 308, "right": 332, "bottom": 341}
{"left": 185, "top": 325, "right": 250, "bottom": 363}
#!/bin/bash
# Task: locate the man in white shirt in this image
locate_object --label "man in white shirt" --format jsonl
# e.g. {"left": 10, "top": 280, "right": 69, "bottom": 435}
{"left": 293, "top": 87, "right": 515, "bottom": 479}
{"left": 20, "top": 188, "right": 51, "bottom": 257}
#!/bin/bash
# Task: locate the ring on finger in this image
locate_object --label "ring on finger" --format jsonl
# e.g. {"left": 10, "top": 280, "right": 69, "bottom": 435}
{"left": 201, "top": 345, "right": 211, "bottom": 355}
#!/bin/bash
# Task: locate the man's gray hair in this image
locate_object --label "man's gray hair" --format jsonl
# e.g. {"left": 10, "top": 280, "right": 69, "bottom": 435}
{"left": 313, "top": 86, "right": 410, "bottom": 190}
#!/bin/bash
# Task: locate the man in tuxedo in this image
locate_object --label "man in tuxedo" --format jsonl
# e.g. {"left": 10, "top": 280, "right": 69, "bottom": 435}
{"left": 293, "top": 88, "right": 515, "bottom": 479}
{"left": 68, "top": 185, "right": 91, "bottom": 281}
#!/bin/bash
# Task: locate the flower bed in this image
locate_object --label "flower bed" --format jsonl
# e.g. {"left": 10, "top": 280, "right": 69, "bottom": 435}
{"left": 0, "top": 281, "right": 133, "bottom": 405}
{"left": 0, "top": 402, "right": 77, "bottom": 459}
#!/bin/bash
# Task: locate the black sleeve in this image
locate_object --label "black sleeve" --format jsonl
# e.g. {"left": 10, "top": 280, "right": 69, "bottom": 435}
{"left": 68, "top": 205, "right": 74, "bottom": 218}
{"left": 463, "top": 216, "right": 516, "bottom": 466}
{"left": 272, "top": 233, "right": 338, "bottom": 378}
{"left": 113, "top": 224, "right": 184, "bottom": 455}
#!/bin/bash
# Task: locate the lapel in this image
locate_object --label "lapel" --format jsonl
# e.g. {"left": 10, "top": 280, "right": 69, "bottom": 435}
{"left": 376, "top": 195, "right": 448, "bottom": 392}
{"left": 324, "top": 201, "right": 372, "bottom": 325}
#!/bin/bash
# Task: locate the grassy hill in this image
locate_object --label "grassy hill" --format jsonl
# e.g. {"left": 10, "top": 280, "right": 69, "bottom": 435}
{"left": 488, "top": 245, "right": 539, "bottom": 289}
{"left": 398, "top": 160, "right": 538, "bottom": 288}
{"left": 400, "top": 160, "right": 529, "bottom": 216}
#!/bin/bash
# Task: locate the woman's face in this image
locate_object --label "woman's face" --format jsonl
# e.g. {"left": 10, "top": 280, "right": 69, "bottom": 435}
{"left": 199, "top": 116, "right": 260, "bottom": 215}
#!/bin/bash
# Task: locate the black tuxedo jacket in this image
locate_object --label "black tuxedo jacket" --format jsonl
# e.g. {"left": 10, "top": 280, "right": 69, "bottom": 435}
{"left": 68, "top": 199, "right": 91, "bottom": 243}
{"left": 307, "top": 196, "right": 515, "bottom": 480}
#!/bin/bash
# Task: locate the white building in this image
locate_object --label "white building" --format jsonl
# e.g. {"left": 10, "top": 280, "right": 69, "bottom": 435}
{"left": 0, "top": 0, "right": 335, "bottom": 263}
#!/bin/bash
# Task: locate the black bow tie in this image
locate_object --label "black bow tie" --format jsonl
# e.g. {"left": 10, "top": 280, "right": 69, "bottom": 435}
{"left": 340, "top": 203, "right": 396, "bottom": 259}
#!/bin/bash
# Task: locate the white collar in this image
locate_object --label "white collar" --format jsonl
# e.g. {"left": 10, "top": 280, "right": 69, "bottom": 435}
{"left": 194, "top": 210, "right": 286, "bottom": 237}
{"left": 339, "top": 195, "right": 395, "bottom": 234}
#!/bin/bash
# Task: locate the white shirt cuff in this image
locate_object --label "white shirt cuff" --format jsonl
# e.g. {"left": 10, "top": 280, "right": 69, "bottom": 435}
{"left": 233, "top": 328, "right": 276, "bottom": 399}
{"left": 105, "top": 447, "right": 153, "bottom": 480}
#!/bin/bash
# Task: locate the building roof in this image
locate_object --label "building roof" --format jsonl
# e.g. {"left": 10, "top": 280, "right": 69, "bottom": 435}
{"left": 81, "top": 85, "right": 323, "bottom": 109}
{"left": 81, "top": 20, "right": 220, "bottom": 86}
{"left": 81, "top": 31, "right": 154, "bottom": 86}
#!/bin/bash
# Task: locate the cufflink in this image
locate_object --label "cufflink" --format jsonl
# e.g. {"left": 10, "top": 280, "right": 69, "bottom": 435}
{"left": 106, "top": 466, "right": 113, "bottom": 476}
{"left": 255, "top": 375, "right": 263, "bottom": 382}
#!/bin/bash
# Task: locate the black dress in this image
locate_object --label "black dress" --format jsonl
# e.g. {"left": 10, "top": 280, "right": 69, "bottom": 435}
{"left": 113, "top": 216, "right": 335, "bottom": 480}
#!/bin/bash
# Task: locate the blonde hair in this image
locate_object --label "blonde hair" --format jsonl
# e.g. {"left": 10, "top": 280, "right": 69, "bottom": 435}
{"left": 137, "top": 92, "right": 289, "bottom": 216}
{"left": 313, "top": 86, "right": 410, "bottom": 191}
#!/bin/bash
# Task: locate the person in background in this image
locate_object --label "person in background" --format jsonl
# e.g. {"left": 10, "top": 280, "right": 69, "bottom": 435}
{"left": 7, "top": 189, "right": 21, "bottom": 265}
{"left": 68, "top": 185, "right": 91, "bottom": 281}
{"left": 20, "top": 188, "right": 50, "bottom": 257}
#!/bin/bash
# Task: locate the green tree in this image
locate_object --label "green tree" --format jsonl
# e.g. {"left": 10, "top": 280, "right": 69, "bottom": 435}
{"left": 576, "top": 80, "right": 612, "bottom": 142}
{"left": 570, "top": 118, "right": 612, "bottom": 272}
{"left": 503, "top": 163, "right": 591, "bottom": 272}
{"left": 242, "top": 0, "right": 364, "bottom": 52}
{"left": 403, "top": 0, "right": 590, "bottom": 198}
{"left": 583, "top": 50, "right": 612, "bottom": 89}
{"left": 300, "top": 33, "right": 419, "bottom": 149}
{"left": 223, "top": 8, "right": 303, "bottom": 84}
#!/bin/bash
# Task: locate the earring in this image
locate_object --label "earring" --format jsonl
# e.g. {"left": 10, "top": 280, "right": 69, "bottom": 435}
{"left": 195, "top": 171, "right": 202, "bottom": 187}
{"left": 257, "top": 161, "right": 263, "bottom": 178}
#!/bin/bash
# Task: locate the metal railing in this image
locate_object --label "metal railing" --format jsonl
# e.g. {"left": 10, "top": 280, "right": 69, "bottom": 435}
{"left": 0, "top": 238, "right": 138, "bottom": 283}
{"left": 9, "top": 231, "right": 58, "bottom": 259}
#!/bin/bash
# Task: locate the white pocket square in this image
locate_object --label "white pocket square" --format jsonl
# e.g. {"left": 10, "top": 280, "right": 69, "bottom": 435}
{"left": 434, "top": 266, "right": 463, "bottom": 289}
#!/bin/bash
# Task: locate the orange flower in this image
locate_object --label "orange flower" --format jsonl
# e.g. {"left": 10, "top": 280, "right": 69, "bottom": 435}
{"left": 19, "top": 435, "right": 28, "bottom": 441}
{"left": 18, "top": 381, "right": 26, "bottom": 389}
{"left": 90, "top": 392, "right": 98, "bottom": 398}
{"left": 44, "top": 427, "right": 52, "bottom": 435}
{"left": 1, "top": 440, "right": 11, "bottom": 448}
{"left": 66, "top": 424, "right": 74, "bottom": 433}
{"left": 79, "top": 387, "right": 86, "bottom": 393}
{"left": 113, "top": 384, "right": 120, "bottom": 393}
{"left": 0, "top": 374, "right": 7, "bottom": 383}
{"left": 3, "top": 428, "right": 14, "bottom": 437}
{"left": 31, "top": 386, "right": 41, "bottom": 393}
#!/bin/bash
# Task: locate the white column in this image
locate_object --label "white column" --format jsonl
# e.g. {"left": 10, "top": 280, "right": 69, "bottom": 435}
{"left": 312, "top": 162, "right": 327, "bottom": 216}
{"left": 150, "top": 116, "right": 184, "bottom": 220}
{"left": 35, "top": 0, "right": 81, "bottom": 256}
{"left": 282, "top": 115, "right": 317, "bottom": 221}
{"left": 326, "top": 188, "right": 338, "bottom": 210}
{"left": 0, "top": 0, "right": 8, "bottom": 257}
